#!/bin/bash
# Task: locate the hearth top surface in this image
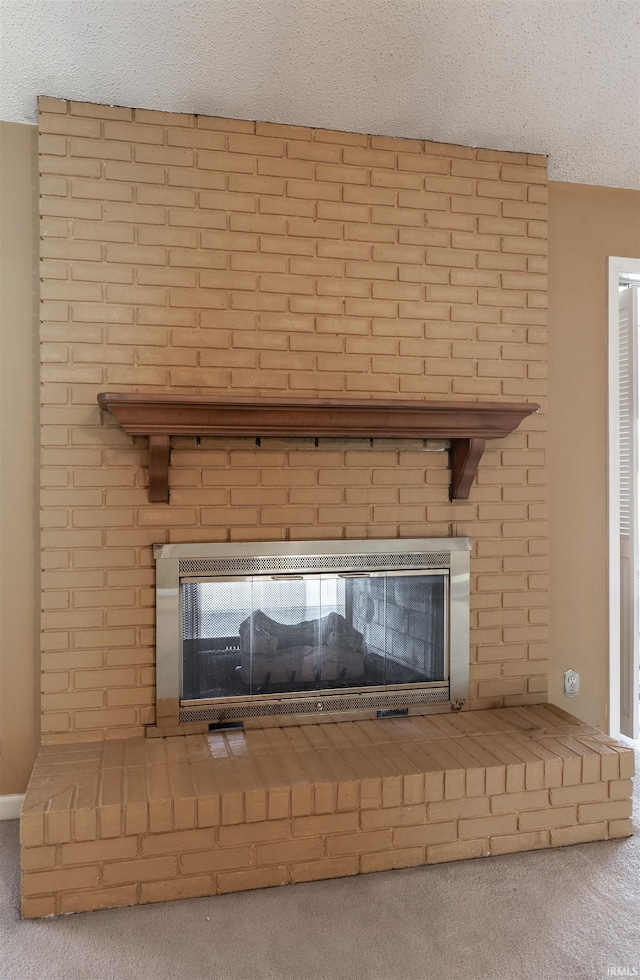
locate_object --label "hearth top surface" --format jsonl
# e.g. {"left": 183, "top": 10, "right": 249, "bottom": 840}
{"left": 23, "top": 705, "right": 629, "bottom": 831}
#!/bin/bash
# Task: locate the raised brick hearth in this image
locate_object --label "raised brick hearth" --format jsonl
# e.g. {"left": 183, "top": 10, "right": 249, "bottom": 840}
{"left": 20, "top": 705, "right": 634, "bottom": 917}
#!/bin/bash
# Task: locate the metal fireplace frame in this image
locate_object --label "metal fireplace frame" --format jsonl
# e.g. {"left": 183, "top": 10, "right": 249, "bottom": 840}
{"left": 153, "top": 538, "right": 471, "bottom": 732}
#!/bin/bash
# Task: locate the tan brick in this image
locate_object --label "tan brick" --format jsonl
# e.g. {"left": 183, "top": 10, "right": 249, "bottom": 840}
{"left": 22, "top": 865, "right": 100, "bottom": 896}
{"left": 39, "top": 132, "right": 67, "bottom": 158}
{"left": 501, "top": 165, "right": 547, "bottom": 184}
{"left": 292, "top": 813, "right": 359, "bottom": 838}
{"left": 316, "top": 240, "right": 369, "bottom": 260}
{"left": 489, "top": 789, "right": 550, "bottom": 813}
{"left": 425, "top": 141, "right": 475, "bottom": 160}
{"left": 103, "top": 120, "right": 163, "bottom": 144}
{"left": 345, "top": 259, "right": 398, "bottom": 281}
{"left": 360, "top": 805, "right": 427, "bottom": 830}
{"left": 518, "top": 806, "right": 576, "bottom": 831}
{"left": 345, "top": 222, "right": 396, "bottom": 244}
{"left": 197, "top": 116, "right": 254, "bottom": 134}
{"left": 577, "top": 799, "right": 632, "bottom": 824}
{"left": 104, "top": 203, "right": 165, "bottom": 229}
{"left": 451, "top": 196, "right": 501, "bottom": 217}
{"left": 599, "top": 752, "right": 621, "bottom": 781}
{"left": 39, "top": 97, "right": 68, "bottom": 113}
{"left": 608, "top": 778, "right": 633, "bottom": 800}
{"left": 455, "top": 159, "right": 503, "bottom": 179}
{"left": 40, "top": 115, "right": 101, "bottom": 138}
{"left": 104, "top": 161, "right": 165, "bottom": 184}
{"left": 41, "top": 278, "right": 102, "bottom": 302}
{"left": 256, "top": 158, "right": 313, "bottom": 180}
{"left": 342, "top": 146, "right": 394, "bottom": 168}
{"left": 618, "top": 751, "right": 635, "bottom": 779}
{"left": 442, "top": 770, "right": 465, "bottom": 800}
{"left": 217, "top": 865, "right": 289, "bottom": 894}
{"left": 371, "top": 205, "right": 423, "bottom": 228}
{"left": 423, "top": 175, "right": 474, "bottom": 195}
{"left": 274, "top": 193, "right": 331, "bottom": 219}
{"left": 102, "top": 855, "right": 177, "bottom": 886}
{"left": 136, "top": 144, "right": 195, "bottom": 167}
{"left": 256, "top": 838, "right": 324, "bottom": 865}
{"left": 60, "top": 884, "right": 138, "bottom": 915}
{"left": 181, "top": 846, "right": 252, "bottom": 874}
{"left": 459, "top": 813, "right": 517, "bottom": 839}
{"left": 397, "top": 154, "right": 449, "bottom": 174}
{"left": 394, "top": 821, "right": 458, "bottom": 848}
{"left": 228, "top": 175, "right": 283, "bottom": 197}
{"left": 140, "top": 876, "right": 214, "bottom": 905}
{"left": 426, "top": 839, "right": 487, "bottom": 864}
{"left": 608, "top": 818, "right": 633, "bottom": 838}
{"left": 361, "top": 847, "right": 424, "bottom": 874}
{"left": 60, "top": 836, "right": 138, "bottom": 865}
{"left": 228, "top": 133, "right": 285, "bottom": 156}
{"left": 549, "top": 782, "right": 608, "bottom": 806}
{"left": 286, "top": 178, "right": 340, "bottom": 203}
{"left": 290, "top": 856, "right": 359, "bottom": 883}
{"left": 285, "top": 217, "right": 341, "bottom": 240}
{"left": 21, "top": 895, "right": 58, "bottom": 919}
{"left": 74, "top": 707, "right": 137, "bottom": 729}
{"left": 21, "top": 846, "right": 58, "bottom": 871}
{"left": 528, "top": 184, "right": 548, "bottom": 204}
{"left": 550, "top": 822, "right": 608, "bottom": 847}
{"left": 477, "top": 149, "right": 526, "bottom": 165}
{"left": 140, "top": 828, "right": 216, "bottom": 856}
{"left": 418, "top": 770, "right": 443, "bottom": 801}
{"left": 218, "top": 819, "right": 290, "bottom": 847}
{"left": 489, "top": 830, "right": 550, "bottom": 855}
{"left": 326, "top": 830, "right": 392, "bottom": 856}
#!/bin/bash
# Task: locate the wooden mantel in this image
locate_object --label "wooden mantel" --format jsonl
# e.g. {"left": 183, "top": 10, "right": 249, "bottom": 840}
{"left": 97, "top": 393, "right": 539, "bottom": 504}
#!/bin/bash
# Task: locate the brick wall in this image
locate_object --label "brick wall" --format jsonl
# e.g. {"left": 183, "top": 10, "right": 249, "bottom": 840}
{"left": 38, "top": 98, "right": 548, "bottom": 743}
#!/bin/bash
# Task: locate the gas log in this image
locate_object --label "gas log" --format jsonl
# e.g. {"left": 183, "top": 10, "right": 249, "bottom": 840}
{"left": 238, "top": 610, "right": 365, "bottom": 686}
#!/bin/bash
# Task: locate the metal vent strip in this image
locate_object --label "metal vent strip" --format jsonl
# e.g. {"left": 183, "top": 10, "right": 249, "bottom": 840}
{"left": 178, "top": 552, "right": 451, "bottom": 576}
{"left": 179, "top": 688, "right": 450, "bottom": 723}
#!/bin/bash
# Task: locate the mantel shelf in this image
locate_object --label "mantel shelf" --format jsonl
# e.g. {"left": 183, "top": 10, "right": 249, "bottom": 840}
{"left": 97, "top": 393, "right": 539, "bottom": 504}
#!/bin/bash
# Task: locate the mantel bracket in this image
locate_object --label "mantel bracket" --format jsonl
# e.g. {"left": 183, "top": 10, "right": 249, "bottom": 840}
{"left": 449, "top": 438, "right": 486, "bottom": 502}
{"left": 148, "top": 435, "right": 171, "bottom": 503}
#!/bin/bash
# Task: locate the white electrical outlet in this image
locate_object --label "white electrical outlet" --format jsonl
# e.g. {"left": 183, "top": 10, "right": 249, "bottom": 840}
{"left": 563, "top": 668, "right": 580, "bottom": 697}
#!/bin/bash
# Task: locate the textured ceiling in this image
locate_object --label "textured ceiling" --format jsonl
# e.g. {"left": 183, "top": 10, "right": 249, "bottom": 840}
{"left": 2, "top": 0, "right": 639, "bottom": 188}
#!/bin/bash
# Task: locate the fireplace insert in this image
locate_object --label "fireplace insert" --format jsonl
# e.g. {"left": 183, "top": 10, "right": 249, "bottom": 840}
{"left": 154, "top": 538, "right": 470, "bottom": 728}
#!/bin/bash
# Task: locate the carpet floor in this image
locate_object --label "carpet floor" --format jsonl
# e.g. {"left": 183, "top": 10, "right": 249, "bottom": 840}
{"left": 1, "top": 743, "right": 638, "bottom": 980}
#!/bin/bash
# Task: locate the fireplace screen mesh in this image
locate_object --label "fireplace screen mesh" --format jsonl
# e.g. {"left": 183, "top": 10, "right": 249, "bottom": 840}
{"left": 181, "top": 572, "right": 446, "bottom": 701}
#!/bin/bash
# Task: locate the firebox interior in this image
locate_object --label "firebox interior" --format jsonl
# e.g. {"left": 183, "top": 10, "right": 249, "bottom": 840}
{"left": 181, "top": 571, "right": 447, "bottom": 700}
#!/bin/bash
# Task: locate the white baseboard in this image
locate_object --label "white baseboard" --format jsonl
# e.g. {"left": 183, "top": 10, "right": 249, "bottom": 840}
{"left": 0, "top": 794, "right": 25, "bottom": 820}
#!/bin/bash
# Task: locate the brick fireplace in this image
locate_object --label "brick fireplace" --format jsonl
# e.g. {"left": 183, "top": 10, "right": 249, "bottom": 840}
{"left": 38, "top": 97, "right": 550, "bottom": 738}
{"left": 22, "top": 98, "right": 633, "bottom": 917}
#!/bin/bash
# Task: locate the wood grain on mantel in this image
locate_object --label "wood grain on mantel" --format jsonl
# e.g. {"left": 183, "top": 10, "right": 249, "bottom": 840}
{"left": 97, "top": 393, "right": 539, "bottom": 504}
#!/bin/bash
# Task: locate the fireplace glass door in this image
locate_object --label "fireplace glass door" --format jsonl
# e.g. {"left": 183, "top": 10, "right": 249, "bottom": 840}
{"left": 181, "top": 571, "right": 447, "bottom": 702}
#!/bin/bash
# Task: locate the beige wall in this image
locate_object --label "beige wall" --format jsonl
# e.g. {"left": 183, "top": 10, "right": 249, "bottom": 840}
{"left": 547, "top": 181, "right": 640, "bottom": 730}
{"left": 37, "top": 99, "right": 549, "bottom": 743}
{"left": 0, "top": 121, "right": 40, "bottom": 794}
